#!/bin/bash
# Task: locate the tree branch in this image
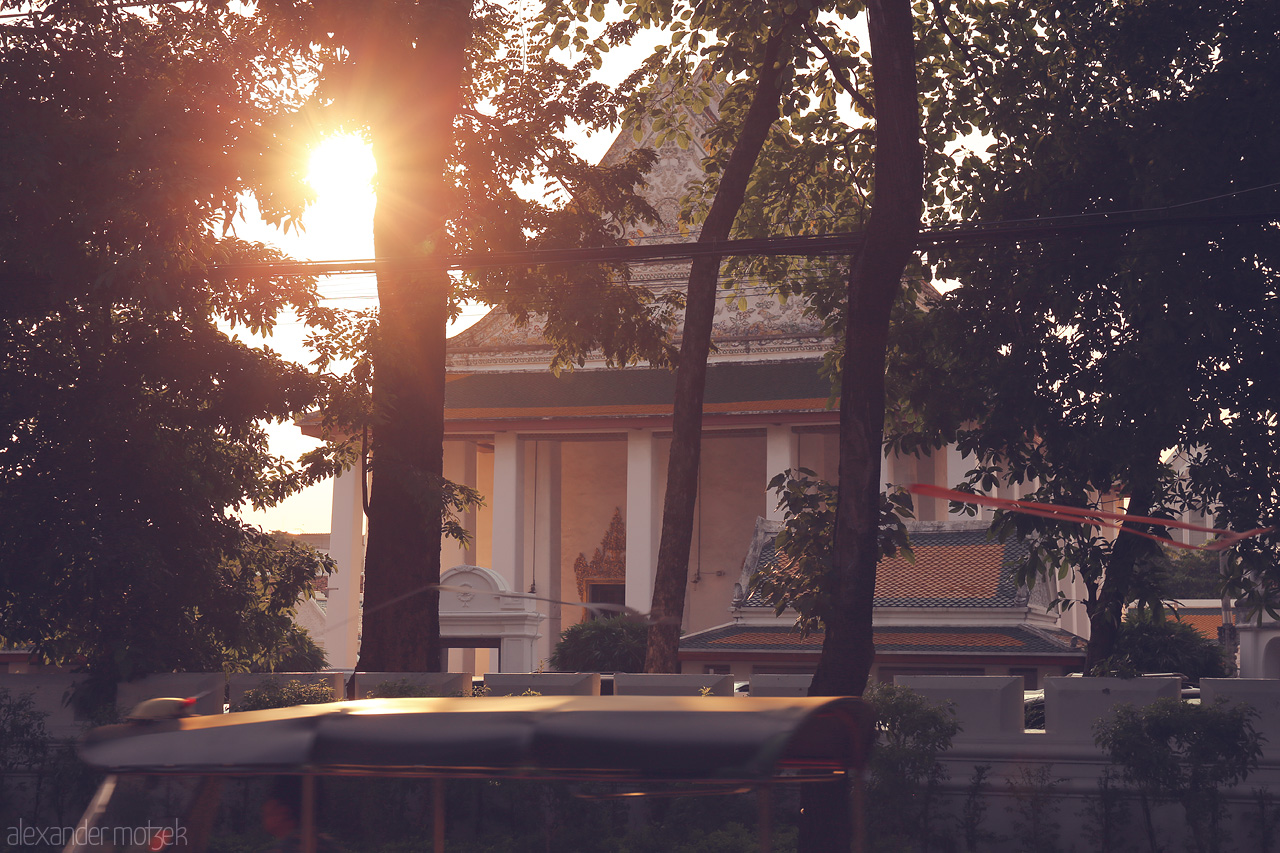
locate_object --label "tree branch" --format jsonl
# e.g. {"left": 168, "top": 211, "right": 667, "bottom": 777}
{"left": 804, "top": 23, "right": 875, "bottom": 119}
{"left": 460, "top": 107, "right": 590, "bottom": 213}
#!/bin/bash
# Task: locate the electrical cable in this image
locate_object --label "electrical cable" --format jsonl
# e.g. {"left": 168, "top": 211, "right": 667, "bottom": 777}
{"left": 214, "top": 208, "right": 1277, "bottom": 278}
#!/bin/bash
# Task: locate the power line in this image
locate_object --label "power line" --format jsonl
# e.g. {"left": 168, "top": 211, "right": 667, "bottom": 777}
{"left": 215, "top": 209, "right": 1277, "bottom": 278}
{"left": 585, "top": 181, "right": 1280, "bottom": 244}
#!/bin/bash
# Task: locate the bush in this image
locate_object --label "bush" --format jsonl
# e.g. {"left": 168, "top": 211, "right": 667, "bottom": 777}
{"left": 863, "top": 682, "right": 960, "bottom": 850}
{"left": 0, "top": 689, "right": 50, "bottom": 821}
{"left": 366, "top": 678, "right": 466, "bottom": 698}
{"left": 231, "top": 677, "right": 336, "bottom": 712}
{"left": 1095, "top": 697, "right": 1262, "bottom": 853}
{"left": 550, "top": 617, "right": 647, "bottom": 672}
{"left": 1097, "top": 610, "right": 1231, "bottom": 682}
{"left": 250, "top": 625, "right": 328, "bottom": 673}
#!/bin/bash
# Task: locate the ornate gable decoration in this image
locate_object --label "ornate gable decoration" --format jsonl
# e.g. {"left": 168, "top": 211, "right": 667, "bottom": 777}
{"left": 574, "top": 508, "right": 627, "bottom": 603}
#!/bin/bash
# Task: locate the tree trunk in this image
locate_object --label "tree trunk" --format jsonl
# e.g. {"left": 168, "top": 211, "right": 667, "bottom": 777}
{"left": 1085, "top": 473, "right": 1163, "bottom": 670}
{"left": 643, "top": 24, "right": 798, "bottom": 673}
{"left": 801, "top": 0, "right": 921, "bottom": 848}
{"left": 811, "top": 0, "right": 922, "bottom": 698}
{"left": 356, "top": 1, "right": 472, "bottom": 672}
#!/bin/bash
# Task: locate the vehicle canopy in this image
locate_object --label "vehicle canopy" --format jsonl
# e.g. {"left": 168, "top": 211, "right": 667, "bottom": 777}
{"left": 73, "top": 695, "right": 874, "bottom": 853}
{"left": 80, "top": 695, "right": 873, "bottom": 783}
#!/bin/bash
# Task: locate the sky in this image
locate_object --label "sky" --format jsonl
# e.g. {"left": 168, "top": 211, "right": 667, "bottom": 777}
{"left": 237, "top": 33, "right": 658, "bottom": 534}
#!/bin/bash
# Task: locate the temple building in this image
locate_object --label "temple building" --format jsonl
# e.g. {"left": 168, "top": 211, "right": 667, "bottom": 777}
{"left": 308, "top": 87, "right": 1091, "bottom": 679}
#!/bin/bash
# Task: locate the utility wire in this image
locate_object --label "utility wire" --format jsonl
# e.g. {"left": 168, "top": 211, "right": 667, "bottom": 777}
{"left": 215, "top": 209, "right": 1277, "bottom": 278}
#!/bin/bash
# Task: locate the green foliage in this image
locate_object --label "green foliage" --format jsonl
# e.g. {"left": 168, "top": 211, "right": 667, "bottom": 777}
{"left": 1022, "top": 693, "right": 1045, "bottom": 731}
{"left": 0, "top": 690, "right": 49, "bottom": 776}
{"left": 251, "top": 0, "right": 681, "bottom": 671}
{"left": 751, "top": 469, "right": 913, "bottom": 634}
{"left": 550, "top": 617, "right": 648, "bottom": 673}
{"left": 251, "top": 626, "right": 328, "bottom": 674}
{"left": 39, "top": 739, "right": 105, "bottom": 827}
{"left": 863, "top": 683, "right": 959, "bottom": 851}
{"left": 1005, "top": 765, "right": 1064, "bottom": 853}
{"left": 1094, "top": 610, "right": 1231, "bottom": 683}
{"left": 0, "top": 689, "right": 50, "bottom": 821}
{"left": 1096, "top": 698, "right": 1263, "bottom": 853}
{"left": 1245, "top": 788, "right": 1280, "bottom": 853}
{"left": 217, "top": 532, "right": 332, "bottom": 675}
{"left": 960, "top": 764, "right": 995, "bottom": 852}
{"left": 285, "top": 0, "right": 681, "bottom": 399}
{"left": 1079, "top": 770, "right": 1134, "bottom": 853}
{"left": 542, "top": 0, "right": 879, "bottom": 323}
{"left": 0, "top": 4, "right": 337, "bottom": 688}
{"left": 900, "top": 0, "right": 1280, "bottom": 652}
{"left": 1157, "top": 547, "right": 1228, "bottom": 601}
{"left": 366, "top": 678, "right": 451, "bottom": 699}
{"left": 230, "top": 678, "right": 336, "bottom": 712}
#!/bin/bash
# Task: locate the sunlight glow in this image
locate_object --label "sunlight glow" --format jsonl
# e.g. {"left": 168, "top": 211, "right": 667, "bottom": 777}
{"left": 308, "top": 132, "right": 377, "bottom": 203}
{"left": 302, "top": 132, "right": 377, "bottom": 263}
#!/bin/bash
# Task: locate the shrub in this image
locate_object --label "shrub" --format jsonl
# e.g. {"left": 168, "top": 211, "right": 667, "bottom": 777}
{"left": 231, "top": 677, "right": 336, "bottom": 712}
{"left": 0, "top": 689, "right": 50, "bottom": 820}
{"left": 365, "top": 678, "right": 463, "bottom": 698}
{"left": 1095, "top": 697, "right": 1262, "bottom": 853}
{"left": 863, "top": 682, "right": 960, "bottom": 850}
{"left": 550, "top": 617, "right": 647, "bottom": 672}
{"left": 1006, "top": 764, "right": 1064, "bottom": 853}
{"left": 0, "top": 689, "right": 49, "bottom": 774}
{"left": 1095, "top": 610, "right": 1231, "bottom": 682}
{"left": 250, "top": 626, "right": 328, "bottom": 673}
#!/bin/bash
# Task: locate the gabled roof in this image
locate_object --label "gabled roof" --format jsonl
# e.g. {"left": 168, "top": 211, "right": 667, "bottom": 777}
{"left": 1169, "top": 603, "right": 1234, "bottom": 641}
{"left": 443, "top": 360, "right": 834, "bottom": 427}
{"left": 739, "top": 522, "right": 1030, "bottom": 610}
{"left": 444, "top": 78, "right": 829, "bottom": 372}
{"left": 680, "top": 624, "right": 1086, "bottom": 659}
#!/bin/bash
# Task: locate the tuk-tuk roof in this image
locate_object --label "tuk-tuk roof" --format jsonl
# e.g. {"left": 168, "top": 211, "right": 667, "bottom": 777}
{"left": 81, "top": 695, "right": 873, "bottom": 783}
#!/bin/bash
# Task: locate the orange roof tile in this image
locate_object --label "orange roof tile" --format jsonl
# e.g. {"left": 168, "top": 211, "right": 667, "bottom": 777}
{"left": 746, "top": 528, "right": 1027, "bottom": 608}
{"left": 682, "top": 624, "right": 1086, "bottom": 656}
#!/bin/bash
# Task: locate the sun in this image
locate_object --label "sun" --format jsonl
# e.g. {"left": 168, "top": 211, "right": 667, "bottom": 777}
{"left": 308, "top": 132, "right": 377, "bottom": 202}
{"left": 301, "top": 132, "right": 377, "bottom": 261}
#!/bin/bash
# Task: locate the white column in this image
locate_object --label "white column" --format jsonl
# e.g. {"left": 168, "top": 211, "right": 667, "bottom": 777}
{"left": 532, "top": 441, "right": 562, "bottom": 663}
{"left": 440, "top": 440, "right": 478, "bottom": 569}
{"left": 462, "top": 440, "right": 478, "bottom": 564}
{"left": 765, "top": 425, "right": 799, "bottom": 522}
{"left": 625, "top": 430, "right": 660, "bottom": 613}
{"left": 915, "top": 452, "right": 938, "bottom": 522}
{"left": 324, "top": 464, "right": 365, "bottom": 670}
{"left": 944, "top": 443, "right": 968, "bottom": 490}
{"left": 492, "top": 432, "right": 525, "bottom": 593}
{"left": 944, "top": 444, "right": 979, "bottom": 518}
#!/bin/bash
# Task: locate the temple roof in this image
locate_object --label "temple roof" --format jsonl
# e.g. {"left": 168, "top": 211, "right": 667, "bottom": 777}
{"left": 443, "top": 359, "right": 834, "bottom": 428}
{"left": 679, "top": 624, "right": 1086, "bottom": 659}
{"left": 445, "top": 78, "right": 830, "bottom": 371}
{"left": 1171, "top": 604, "right": 1234, "bottom": 642}
{"left": 739, "top": 522, "right": 1031, "bottom": 610}
{"left": 446, "top": 292, "right": 829, "bottom": 371}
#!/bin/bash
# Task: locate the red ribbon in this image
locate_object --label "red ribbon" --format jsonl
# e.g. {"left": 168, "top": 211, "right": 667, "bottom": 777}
{"left": 907, "top": 483, "right": 1273, "bottom": 551}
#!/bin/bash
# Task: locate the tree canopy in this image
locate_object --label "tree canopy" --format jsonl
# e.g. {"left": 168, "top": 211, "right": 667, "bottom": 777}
{"left": 539, "top": 0, "right": 912, "bottom": 677}
{"left": 897, "top": 0, "right": 1280, "bottom": 665}
{"left": 0, "top": 4, "right": 333, "bottom": 692}
{"left": 251, "top": 0, "right": 679, "bottom": 671}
